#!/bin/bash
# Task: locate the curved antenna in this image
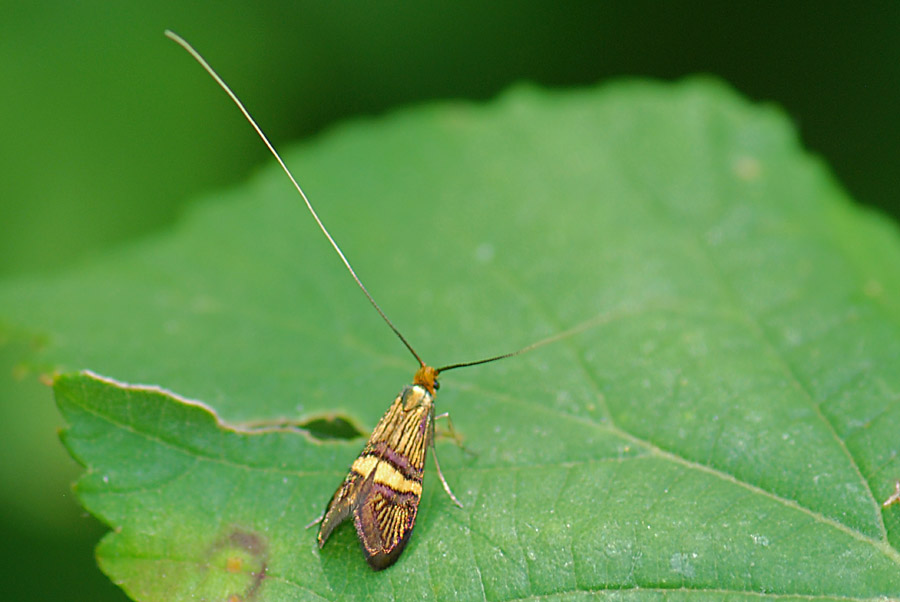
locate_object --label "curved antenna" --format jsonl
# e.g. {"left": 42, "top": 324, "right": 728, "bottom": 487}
{"left": 437, "top": 313, "right": 603, "bottom": 373}
{"left": 165, "top": 30, "right": 425, "bottom": 368}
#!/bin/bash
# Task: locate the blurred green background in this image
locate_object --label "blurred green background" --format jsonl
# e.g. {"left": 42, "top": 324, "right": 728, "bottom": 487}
{"left": 2, "top": 3, "right": 898, "bottom": 600}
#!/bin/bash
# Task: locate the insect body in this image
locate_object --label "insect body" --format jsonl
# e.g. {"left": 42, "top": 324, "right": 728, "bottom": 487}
{"left": 316, "top": 365, "right": 445, "bottom": 569}
{"left": 166, "top": 30, "right": 574, "bottom": 570}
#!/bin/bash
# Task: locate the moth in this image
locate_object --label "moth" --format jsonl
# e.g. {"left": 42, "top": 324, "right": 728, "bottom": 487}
{"left": 315, "top": 364, "right": 449, "bottom": 570}
{"left": 314, "top": 351, "right": 534, "bottom": 569}
{"left": 166, "top": 31, "right": 579, "bottom": 570}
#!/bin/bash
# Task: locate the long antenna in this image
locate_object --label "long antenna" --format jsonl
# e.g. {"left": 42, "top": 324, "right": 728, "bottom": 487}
{"left": 437, "top": 312, "right": 602, "bottom": 373}
{"left": 165, "top": 30, "right": 426, "bottom": 368}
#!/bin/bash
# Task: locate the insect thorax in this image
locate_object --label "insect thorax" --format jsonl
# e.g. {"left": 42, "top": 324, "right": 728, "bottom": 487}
{"left": 400, "top": 384, "right": 434, "bottom": 412}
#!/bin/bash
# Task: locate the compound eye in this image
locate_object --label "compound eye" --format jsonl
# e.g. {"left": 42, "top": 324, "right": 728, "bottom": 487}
{"left": 434, "top": 380, "right": 440, "bottom": 391}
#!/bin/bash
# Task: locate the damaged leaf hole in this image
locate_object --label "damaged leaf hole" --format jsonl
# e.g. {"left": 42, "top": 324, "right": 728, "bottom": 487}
{"left": 242, "top": 413, "right": 365, "bottom": 441}
{"left": 301, "top": 414, "right": 365, "bottom": 441}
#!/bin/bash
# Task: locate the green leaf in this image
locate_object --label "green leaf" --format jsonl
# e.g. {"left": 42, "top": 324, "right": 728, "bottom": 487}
{"left": 4, "top": 79, "right": 900, "bottom": 600}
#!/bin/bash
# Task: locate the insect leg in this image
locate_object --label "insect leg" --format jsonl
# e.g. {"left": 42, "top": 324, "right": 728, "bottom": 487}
{"left": 431, "top": 441, "right": 463, "bottom": 508}
{"left": 426, "top": 408, "right": 463, "bottom": 508}
{"left": 434, "top": 411, "right": 476, "bottom": 457}
{"left": 304, "top": 513, "right": 325, "bottom": 529}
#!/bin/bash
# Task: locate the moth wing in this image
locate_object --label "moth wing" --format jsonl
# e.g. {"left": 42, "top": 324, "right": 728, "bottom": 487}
{"left": 317, "top": 470, "right": 366, "bottom": 548}
{"left": 317, "top": 385, "right": 432, "bottom": 569}
{"left": 352, "top": 461, "right": 422, "bottom": 571}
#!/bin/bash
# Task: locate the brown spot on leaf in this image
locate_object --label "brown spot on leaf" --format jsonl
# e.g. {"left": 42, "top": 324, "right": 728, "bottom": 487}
{"left": 207, "top": 527, "right": 269, "bottom": 600}
{"left": 228, "top": 529, "right": 266, "bottom": 556}
{"left": 226, "top": 555, "right": 243, "bottom": 573}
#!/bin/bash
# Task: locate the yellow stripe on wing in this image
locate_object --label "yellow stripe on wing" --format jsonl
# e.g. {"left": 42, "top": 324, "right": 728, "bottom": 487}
{"left": 352, "top": 455, "right": 423, "bottom": 496}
